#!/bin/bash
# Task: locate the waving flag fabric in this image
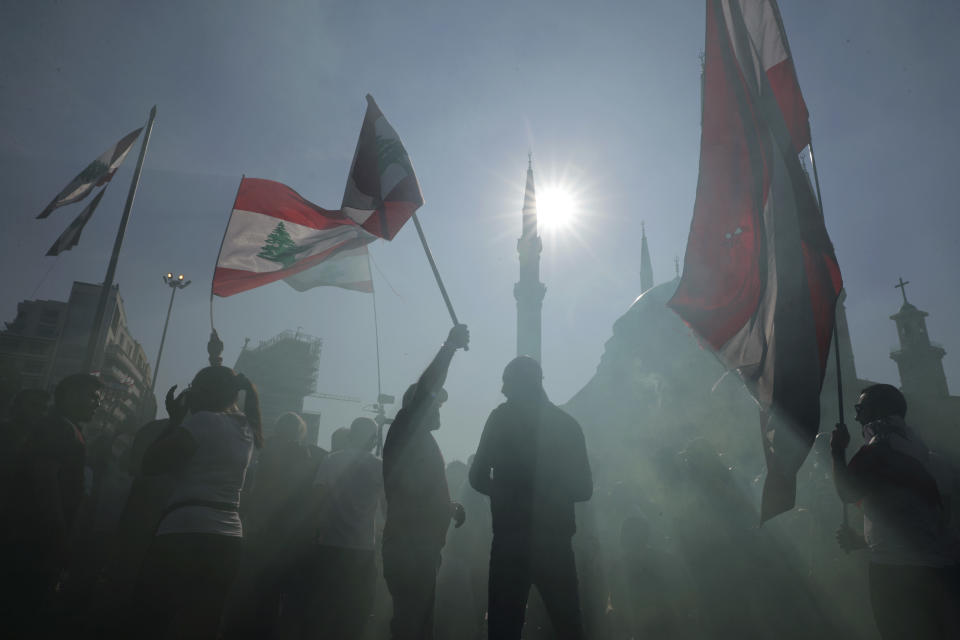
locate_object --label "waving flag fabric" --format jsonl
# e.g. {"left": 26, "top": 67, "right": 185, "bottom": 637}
{"left": 213, "top": 97, "right": 420, "bottom": 297}
{"left": 341, "top": 94, "right": 424, "bottom": 240}
{"left": 46, "top": 188, "right": 107, "bottom": 256}
{"left": 668, "top": 0, "right": 843, "bottom": 520}
{"left": 213, "top": 178, "right": 374, "bottom": 297}
{"left": 37, "top": 128, "right": 141, "bottom": 219}
{"left": 730, "top": 0, "right": 810, "bottom": 153}
{"left": 283, "top": 243, "right": 373, "bottom": 293}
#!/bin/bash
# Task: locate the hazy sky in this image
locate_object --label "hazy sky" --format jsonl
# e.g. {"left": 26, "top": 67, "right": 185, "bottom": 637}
{"left": 2, "top": 0, "right": 959, "bottom": 461}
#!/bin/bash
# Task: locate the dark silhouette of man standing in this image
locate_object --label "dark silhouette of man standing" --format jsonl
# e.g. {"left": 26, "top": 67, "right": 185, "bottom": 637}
{"left": 831, "top": 384, "right": 959, "bottom": 639}
{"left": 1, "top": 374, "right": 101, "bottom": 636}
{"left": 382, "top": 324, "right": 469, "bottom": 640}
{"left": 470, "top": 356, "right": 593, "bottom": 640}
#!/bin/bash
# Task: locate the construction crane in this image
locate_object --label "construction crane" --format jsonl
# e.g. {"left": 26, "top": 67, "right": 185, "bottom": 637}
{"left": 308, "top": 391, "right": 395, "bottom": 455}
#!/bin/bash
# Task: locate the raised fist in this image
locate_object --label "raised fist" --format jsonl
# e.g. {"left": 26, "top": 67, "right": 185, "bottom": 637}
{"left": 445, "top": 324, "right": 470, "bottom": 350}
{"left": 165, "top": 385, "right": 189, "bottom": 425}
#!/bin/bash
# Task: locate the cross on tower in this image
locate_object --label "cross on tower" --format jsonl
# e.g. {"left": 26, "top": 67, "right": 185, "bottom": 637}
{"left": 895, "top": 277, "right": 911, "bottom": 304}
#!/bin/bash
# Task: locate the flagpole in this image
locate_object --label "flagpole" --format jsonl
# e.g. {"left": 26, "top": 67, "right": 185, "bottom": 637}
{"left": 207, "top": 174, "right": 245, "bottom": 366}
{"left": 81, "top": 105, "right": 157, "bottom": 373}
{"left": 411, "top": 213, "right": 462, "bottom": 328}
{"left": 370, "top": 253, "right": 387, "bottom": 455}
{"left": 774, "top": 0, "right": 846, "bottom": 433}
{"left": 808, "top": 137, "right": 849, "bottom": 529}
{"left": 779, "top": 0, "right": 842, "bottom": 427}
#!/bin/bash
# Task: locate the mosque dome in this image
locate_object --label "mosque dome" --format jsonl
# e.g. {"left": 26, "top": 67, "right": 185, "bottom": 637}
{"left": 563, "top": 278, "right": 762, "bottom": 475}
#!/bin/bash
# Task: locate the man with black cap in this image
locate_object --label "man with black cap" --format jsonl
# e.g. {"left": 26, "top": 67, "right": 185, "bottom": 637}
{"left": 382, "top": 324, "right": 469, "bottom": 639}
{"left": 470, "top": 356, "right": 593, "bottom": 640}
{"left": 831, "top": 383, "right": 959, "bottom": 639}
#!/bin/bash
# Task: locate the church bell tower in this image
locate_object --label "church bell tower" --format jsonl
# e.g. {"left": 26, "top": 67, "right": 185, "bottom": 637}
{"left": 889, "top": 277, "right": 949, "bottom": 400}
{"left": 514, "top": 156, "right": 546, "bottom": 362}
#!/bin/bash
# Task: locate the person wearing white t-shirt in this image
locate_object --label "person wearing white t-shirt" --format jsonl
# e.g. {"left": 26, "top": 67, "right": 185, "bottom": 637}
{"left": 134, "top": 366, "right": 263, "bottom": 640}
{"left": 302, "top": 416, "right": 384, "bottom": 639}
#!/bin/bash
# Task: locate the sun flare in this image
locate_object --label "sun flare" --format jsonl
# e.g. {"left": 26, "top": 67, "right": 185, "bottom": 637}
{"left": 537, "top": 185, "right": 577, "bottom": 231}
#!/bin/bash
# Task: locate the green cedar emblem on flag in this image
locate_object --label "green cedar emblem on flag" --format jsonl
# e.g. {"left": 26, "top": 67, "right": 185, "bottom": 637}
{"left": 37, "top": 127, "right": 142, "bottom": 218}
{"left": 258, "top": 221, "right": 305, "bottom": 269}
{"left": 340, "top": 94, "right": 423, "bottom": 240}
{"left": 376, "top": 135, "right": 414, "bottom": 177}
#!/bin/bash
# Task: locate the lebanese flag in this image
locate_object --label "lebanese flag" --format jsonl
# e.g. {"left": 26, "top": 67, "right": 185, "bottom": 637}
{"left": 212, "top": 178, "right": 375, "bottom": 297}
{"left": 37, "top": 128, "right": 142, "bottom": 219}
{"left": 668, "top": 0, "right": 842, "bottom": 521}
{"left": 341, "top": 95, "right": 424, "bottom": 240}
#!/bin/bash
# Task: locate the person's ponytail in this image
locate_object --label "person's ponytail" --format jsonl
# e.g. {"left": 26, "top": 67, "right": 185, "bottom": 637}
{"left": 235, "top": 373, "right": 263, "bottom": 448}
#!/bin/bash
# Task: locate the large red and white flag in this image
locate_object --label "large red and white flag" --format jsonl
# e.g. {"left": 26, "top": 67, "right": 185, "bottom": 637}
{"left": 37, "top": 128, "right": 142, "bottom": 219}
{"left": 212, "top": 178, "right": 375, "bottom": 297}
{"left": 668, "top": 0, "right": 842, "bottom": 520}
{"left": 341, "top": 95, "right": 424, "bottom": 240}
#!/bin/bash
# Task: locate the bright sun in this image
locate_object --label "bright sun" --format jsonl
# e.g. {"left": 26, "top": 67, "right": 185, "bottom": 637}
{"left": 537, "top": 185, "right": 576, "bottom": 231}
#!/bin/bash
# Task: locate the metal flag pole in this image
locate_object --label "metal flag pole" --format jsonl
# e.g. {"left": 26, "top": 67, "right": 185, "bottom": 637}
{"left": 206, "top": 175, "right": 245, "bottom": 366}
{"left": 82, "top": 106, "right": 157, "bottom": 373}
{"left": 410, "top": 212, "right": 464, "bottom": 335}
{"left": 807, "top": 137, "right": 849, "bottom": 530}
{"left": 772, "top": 0, "right": 850, "bottom": 529}
{"left": 370, "top": 254, "right": 387, "bottom": 456}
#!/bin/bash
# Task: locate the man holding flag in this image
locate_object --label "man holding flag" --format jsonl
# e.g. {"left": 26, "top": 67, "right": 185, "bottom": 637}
{"left": 206, "top": 94, "right": 471, "bottom": 640}
{"left": 382, "top": 324, "right": 470, "bottom": 640}
{"left": 669, "top": 0, "right": 843, "bottom": 521}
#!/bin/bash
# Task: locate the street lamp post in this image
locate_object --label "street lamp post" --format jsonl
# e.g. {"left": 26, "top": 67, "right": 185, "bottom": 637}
{"left": 151, "top": 273, "right": 191, "bottom": 393}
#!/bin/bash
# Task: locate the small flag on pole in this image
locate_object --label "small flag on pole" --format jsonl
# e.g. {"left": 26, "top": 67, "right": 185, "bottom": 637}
{"left": 37, "top": 128, "right": 142, "bottom": 219}
{"left": 212, "top": 178, "right": 374, "bottom": 297}
{"left": 668, "top": 0, "right": 842, "bottom": 521}
{"left": 342, "top": 95, "right": 424, "bottom": 240}
{"left": 46, "top": 188, "right": 107, "bottom": 256}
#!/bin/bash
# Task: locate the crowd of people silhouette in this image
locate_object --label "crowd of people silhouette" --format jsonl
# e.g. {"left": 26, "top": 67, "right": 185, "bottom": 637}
{"left": 0, "top": 325, "right": 958, "bottom": 640}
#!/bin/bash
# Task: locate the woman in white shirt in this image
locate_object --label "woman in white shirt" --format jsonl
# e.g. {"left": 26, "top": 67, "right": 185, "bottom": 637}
{"left": 134, "top": 365, "right": 262, "bottom": 639}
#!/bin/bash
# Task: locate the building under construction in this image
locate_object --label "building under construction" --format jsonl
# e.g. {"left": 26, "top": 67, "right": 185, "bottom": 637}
{"left": 234, "top": 329, "right": 322, "bottom": 438}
